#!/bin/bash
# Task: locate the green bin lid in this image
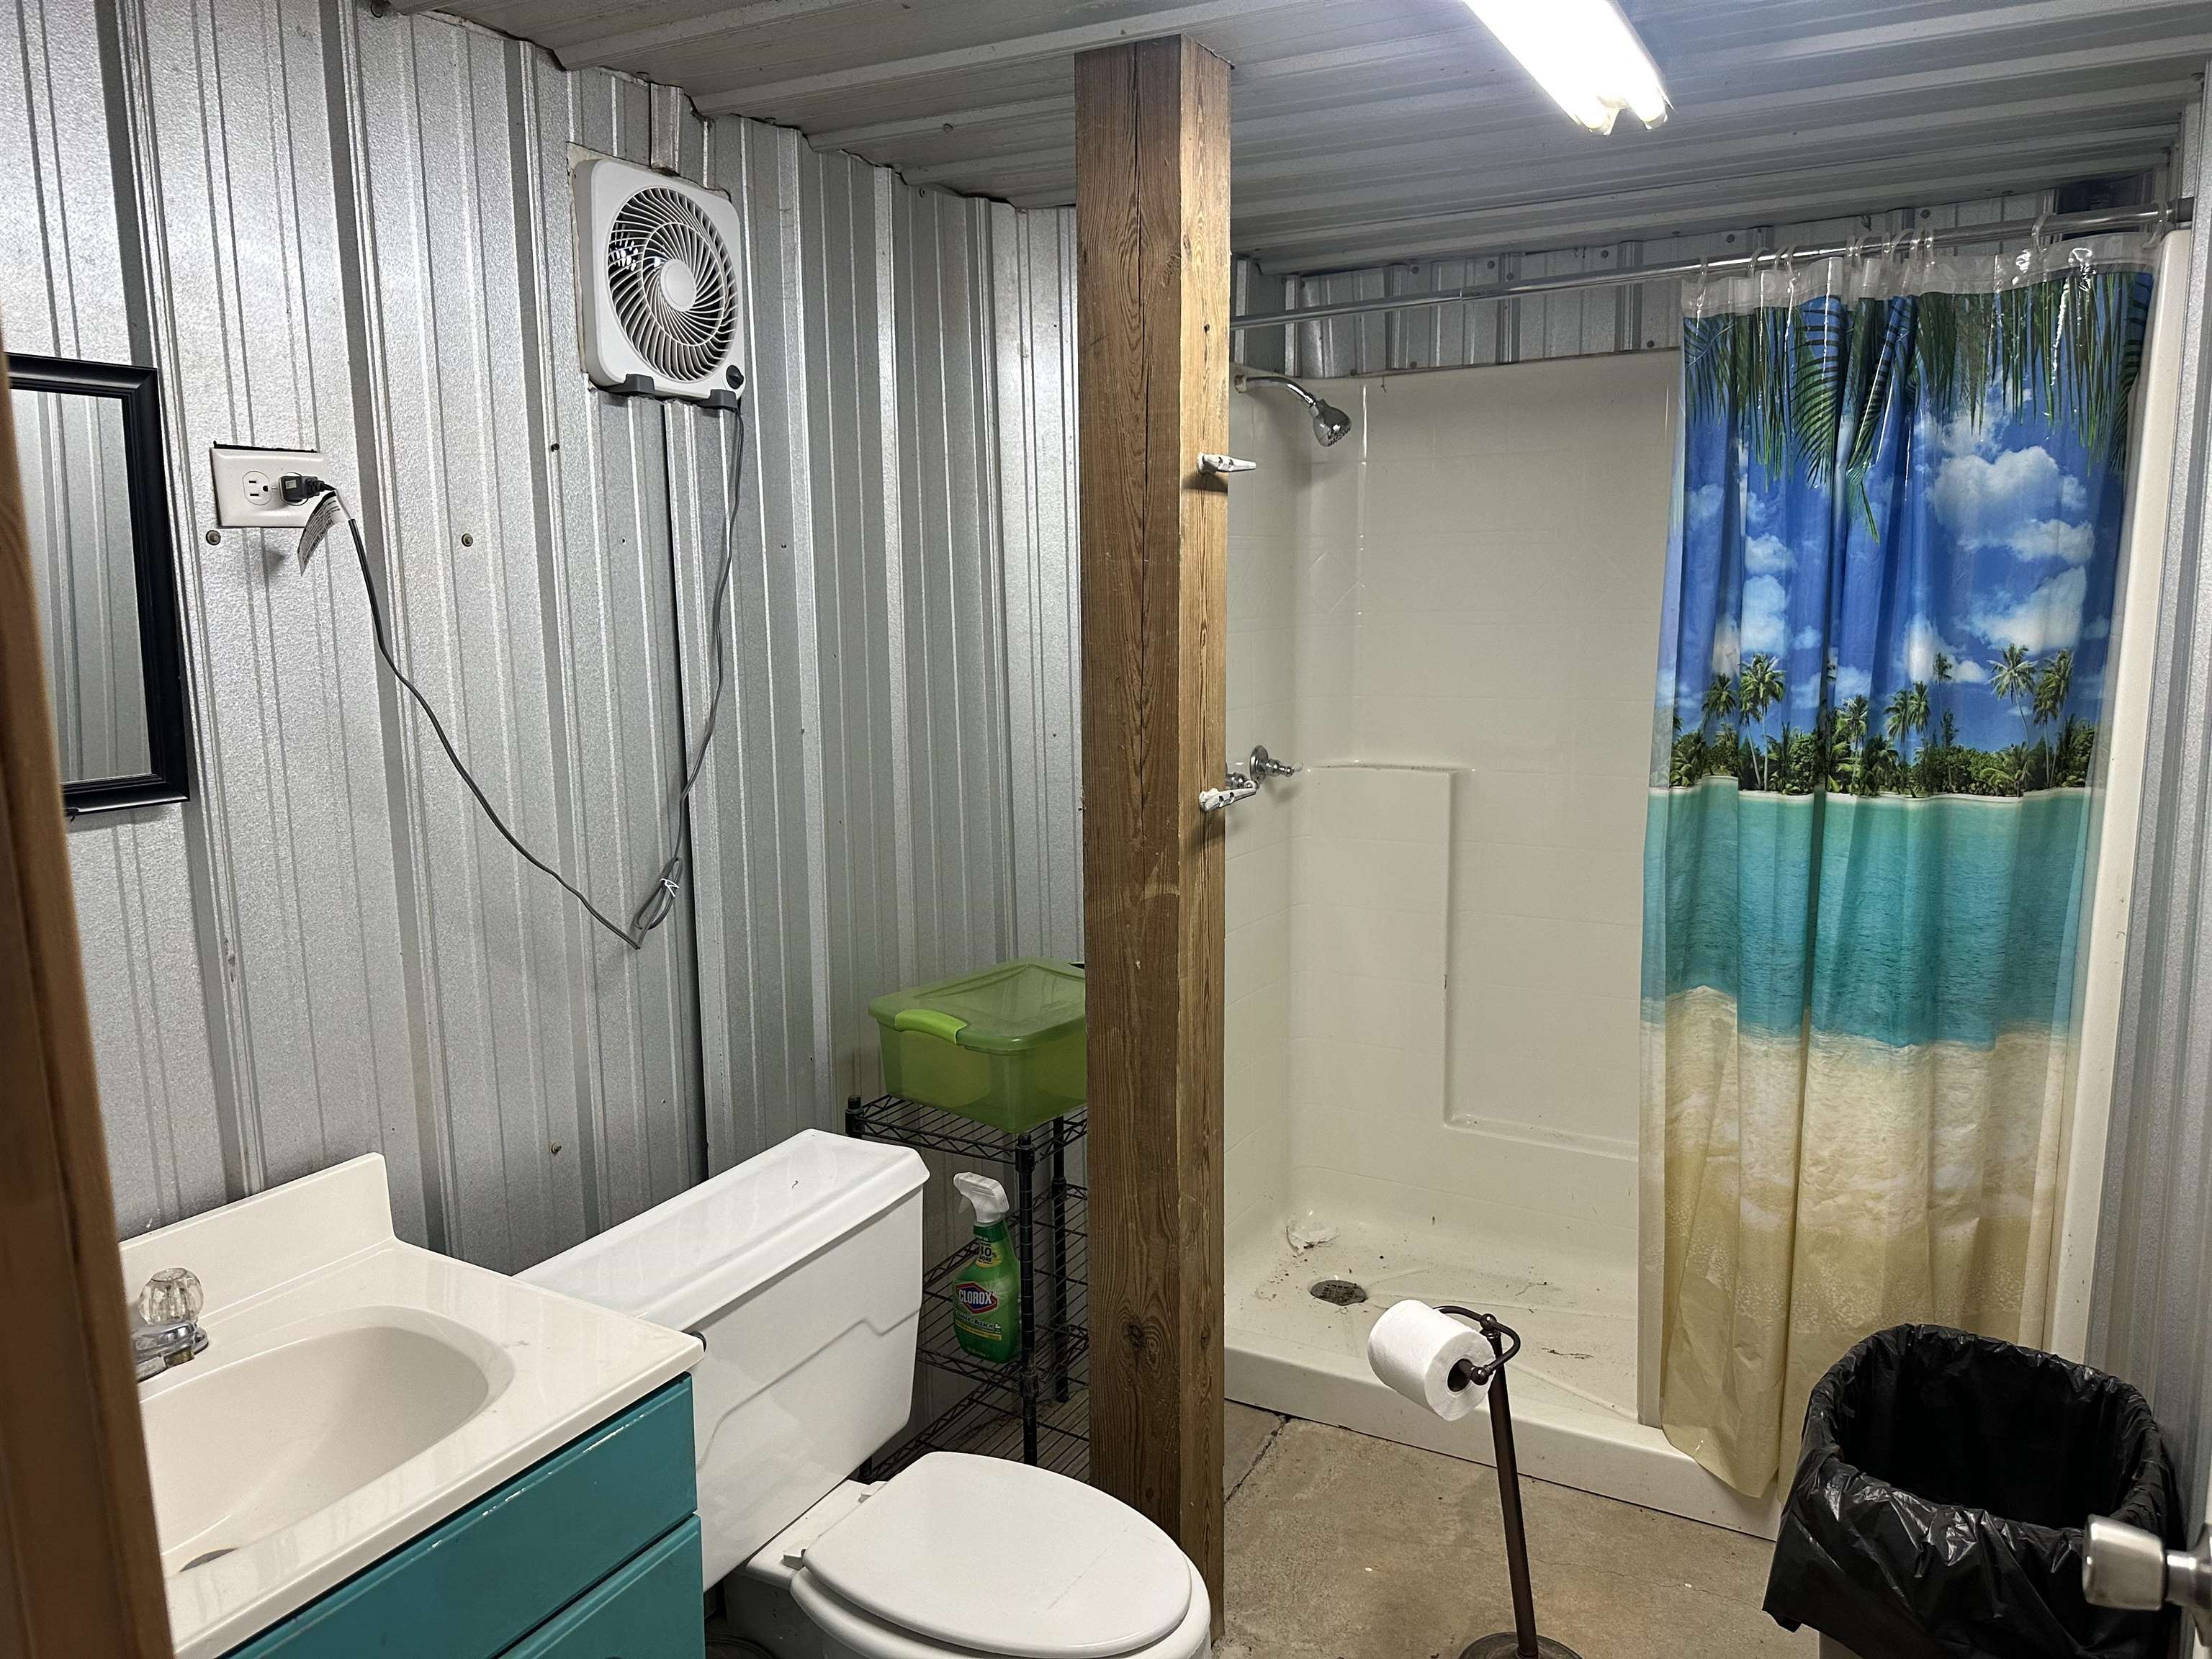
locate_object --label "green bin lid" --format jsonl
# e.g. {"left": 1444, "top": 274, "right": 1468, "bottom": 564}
{"left": 868, "top": 958, "right": 1085, "bottom": 1055}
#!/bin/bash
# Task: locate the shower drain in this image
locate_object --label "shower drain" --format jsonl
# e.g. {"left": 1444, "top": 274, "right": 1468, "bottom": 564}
{"left": 1308, "top": 1277, "right": 1369, "bottom": 1306}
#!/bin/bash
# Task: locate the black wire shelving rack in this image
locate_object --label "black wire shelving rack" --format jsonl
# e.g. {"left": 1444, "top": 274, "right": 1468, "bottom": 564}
{"left": 845, "top": 1094, "right": 1088, "bottom": 1478}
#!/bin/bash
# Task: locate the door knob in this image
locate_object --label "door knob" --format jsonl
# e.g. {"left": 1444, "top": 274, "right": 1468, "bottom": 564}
{"left": 2084, "top": 1516, "right": 2212, "bottom": 1642}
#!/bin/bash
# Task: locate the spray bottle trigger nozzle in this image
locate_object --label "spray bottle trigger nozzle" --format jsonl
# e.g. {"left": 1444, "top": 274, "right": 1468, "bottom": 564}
{"left": 953, "top": 1172, "right": 1010, "bottom": 1226}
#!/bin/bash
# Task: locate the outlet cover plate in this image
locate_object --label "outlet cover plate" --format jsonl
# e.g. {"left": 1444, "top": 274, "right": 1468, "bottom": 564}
{"left": 210, "top": 445, "right": 328, "bottom": 529}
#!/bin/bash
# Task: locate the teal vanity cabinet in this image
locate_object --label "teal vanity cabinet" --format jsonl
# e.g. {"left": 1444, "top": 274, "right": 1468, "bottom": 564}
{"left": 228, "top": 1378, "right": 703, "bottom": 1659}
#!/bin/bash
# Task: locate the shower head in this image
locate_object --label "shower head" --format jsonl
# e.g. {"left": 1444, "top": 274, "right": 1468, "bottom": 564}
{"left": 1235, "top": 370, "right": 1354, "bottom": 448}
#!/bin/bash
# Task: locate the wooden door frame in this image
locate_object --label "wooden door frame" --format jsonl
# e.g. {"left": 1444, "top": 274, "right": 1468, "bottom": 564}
{"left": 1074, "top": 32, "right": 1233, "bottom": 1635}
{"left": 0, "top": 343, "right": 174, "bottom": 1655}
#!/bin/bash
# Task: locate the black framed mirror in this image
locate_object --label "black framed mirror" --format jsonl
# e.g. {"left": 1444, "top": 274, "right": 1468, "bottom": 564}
{"left": 9, "top": 354, "right": 190, "bottom": 814}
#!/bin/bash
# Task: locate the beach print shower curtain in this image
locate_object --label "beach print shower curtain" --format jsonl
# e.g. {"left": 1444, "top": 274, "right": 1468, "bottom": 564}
{"left": 1642, "top": 240, "right": 2157, "bottom": 1497}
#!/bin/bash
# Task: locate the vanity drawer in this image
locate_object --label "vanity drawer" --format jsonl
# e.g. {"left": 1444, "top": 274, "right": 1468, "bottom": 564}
{"left": 504, "top": 1517, "right": 703, "bottom": 1658}
{"left": 228, "top": 1378, "right": 696, "bottom": 1658}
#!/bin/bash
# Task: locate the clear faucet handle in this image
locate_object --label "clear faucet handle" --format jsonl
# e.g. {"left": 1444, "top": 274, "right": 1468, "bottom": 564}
{"left": 136, "top": 1267, "right": 204, "bottom": 1326}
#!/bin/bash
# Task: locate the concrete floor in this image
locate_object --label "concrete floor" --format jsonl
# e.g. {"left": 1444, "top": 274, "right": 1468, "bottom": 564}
{"left": 1220, "top": 1404, "right": 1818, "bottom": 1659}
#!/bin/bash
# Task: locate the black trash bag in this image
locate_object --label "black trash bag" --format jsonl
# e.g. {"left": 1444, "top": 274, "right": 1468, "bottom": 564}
{"left": 1764, "top": 1324, "right": 2182, "bottom": 1659}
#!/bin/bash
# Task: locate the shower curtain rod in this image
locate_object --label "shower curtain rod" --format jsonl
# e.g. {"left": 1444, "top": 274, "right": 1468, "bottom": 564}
{"left": 1235, "top": 199, "right": 2195, "bottom": 331}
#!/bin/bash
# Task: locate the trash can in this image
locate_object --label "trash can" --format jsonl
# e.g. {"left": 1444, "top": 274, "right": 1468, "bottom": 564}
{"left": 1765, "top": 1324, "right": 2182, "bottom": 1659}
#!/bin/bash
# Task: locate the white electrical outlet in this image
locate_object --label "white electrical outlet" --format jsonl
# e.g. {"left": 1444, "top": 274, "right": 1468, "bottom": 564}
{"left": 210, "top": 445, "right": 329, "bottom": 529}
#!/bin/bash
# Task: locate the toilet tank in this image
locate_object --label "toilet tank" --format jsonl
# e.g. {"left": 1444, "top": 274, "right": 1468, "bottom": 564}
{"left": 521, "top": 1130, "right": 927, "bottom": 1586}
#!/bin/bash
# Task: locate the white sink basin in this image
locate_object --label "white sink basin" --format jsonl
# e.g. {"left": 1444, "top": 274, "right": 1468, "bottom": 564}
{"left": 120, "top": 1156, "right": 699, "bottom": 1659}
{"left": 145, "top": 1312, "right": 509, "bottom": 1575}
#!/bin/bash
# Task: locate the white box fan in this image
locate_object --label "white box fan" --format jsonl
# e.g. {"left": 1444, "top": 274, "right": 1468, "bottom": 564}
{"left": 572, "top": 156, "right": 746, "bottom": 407}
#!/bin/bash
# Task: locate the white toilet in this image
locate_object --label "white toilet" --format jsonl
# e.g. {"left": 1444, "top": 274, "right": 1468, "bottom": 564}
{"left": 522, "top": 1130, "right": 1210, "bottom": 1659}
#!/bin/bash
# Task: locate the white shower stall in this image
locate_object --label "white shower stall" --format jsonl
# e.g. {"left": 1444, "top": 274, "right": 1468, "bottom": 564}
{"left": 1220, "top": 228, "right": 2193, "bottom": 1534}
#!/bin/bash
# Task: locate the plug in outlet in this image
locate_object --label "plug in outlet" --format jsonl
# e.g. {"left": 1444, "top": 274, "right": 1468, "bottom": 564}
{"left": 210, "top": 445, "right": 329, "bottom": 529}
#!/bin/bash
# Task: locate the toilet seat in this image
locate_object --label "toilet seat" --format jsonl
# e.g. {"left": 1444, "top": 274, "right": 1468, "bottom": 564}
{"left": 791, "top": 1454, "right": 1208, "bottom": 1659}
{"left": 789, "top": 1564, "right": 1212, "bottom": 1659}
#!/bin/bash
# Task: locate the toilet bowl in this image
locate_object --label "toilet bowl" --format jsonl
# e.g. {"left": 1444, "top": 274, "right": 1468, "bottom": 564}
{"left": 522, "top": 1130, "right": 1208, "bottom": 1659}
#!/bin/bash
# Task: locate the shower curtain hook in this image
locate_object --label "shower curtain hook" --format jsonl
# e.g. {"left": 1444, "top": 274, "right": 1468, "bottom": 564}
{"left": 1843, "top": 236, "right": 1867, "bottom": 300}
{"left": 2029, "top": 208, "right": 2055, "bottom": 271}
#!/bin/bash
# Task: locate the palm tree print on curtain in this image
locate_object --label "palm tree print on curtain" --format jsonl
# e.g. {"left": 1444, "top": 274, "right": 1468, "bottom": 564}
{"left": 1642, "top": 243, "right": 2155, "bottom": 1498}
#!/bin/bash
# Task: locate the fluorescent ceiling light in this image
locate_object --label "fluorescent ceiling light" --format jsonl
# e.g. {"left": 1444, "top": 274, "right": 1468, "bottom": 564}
{"left": 1464, "top": 0, "right": 1671, "bottom": 135}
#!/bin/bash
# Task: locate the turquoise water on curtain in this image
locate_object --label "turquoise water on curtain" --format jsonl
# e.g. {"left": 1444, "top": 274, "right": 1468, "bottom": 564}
{"left": 1642, "top": 780, "right": 2090, "bottom": 1047}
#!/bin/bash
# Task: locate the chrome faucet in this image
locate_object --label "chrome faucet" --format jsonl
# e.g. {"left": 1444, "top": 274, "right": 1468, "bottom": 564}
{"left": 1199, "top": 745, "right": 1300, "bottom": 814}
{"left": 131, "top": 1267, "right": 208, "bottom": 1382}
{"left": 1197, "top": 772, "right": 1258, "bottom": 814}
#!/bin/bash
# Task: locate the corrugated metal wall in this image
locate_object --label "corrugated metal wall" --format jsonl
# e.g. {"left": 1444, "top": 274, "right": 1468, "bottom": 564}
{"left": 2094, "top": 88, "right": 2212, "bottom": 1534}
{"left": 336, "top": 15, "right": 707, "bottom": 1264}
{"left": 991, "top": 205, "right": 1084, "bottom": 966}
{"left": 673, "top": 101, "right": 1085, "bottom": 1169}
{"left": 1232, "top": 191, "right": 2122, "bottom": 376}
{"left": 4, "top": 0, "right": 244, "bottom": 1241}
{"left": 1, "top": 0, "right": 1080, "bottom": 1267}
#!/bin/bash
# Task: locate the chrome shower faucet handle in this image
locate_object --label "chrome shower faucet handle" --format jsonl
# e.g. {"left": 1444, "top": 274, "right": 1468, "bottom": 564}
{"left": 1199, "top": 772, "right": 1259, "bottom": 814}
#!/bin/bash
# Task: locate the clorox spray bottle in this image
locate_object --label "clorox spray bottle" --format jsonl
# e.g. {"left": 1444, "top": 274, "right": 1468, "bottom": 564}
{"left": 950, "top": 1173, "right": 1021, "bottom": 1363}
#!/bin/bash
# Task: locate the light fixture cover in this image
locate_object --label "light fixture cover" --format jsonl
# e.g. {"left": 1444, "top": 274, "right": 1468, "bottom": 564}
{"left": 1465, "top": 0, "right": 1671, "bottom": 135}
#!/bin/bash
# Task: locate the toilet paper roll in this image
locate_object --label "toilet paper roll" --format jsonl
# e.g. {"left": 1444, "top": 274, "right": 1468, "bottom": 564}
{"left": 1367, "top": 1299, "right": 1488, "bottom": 1421}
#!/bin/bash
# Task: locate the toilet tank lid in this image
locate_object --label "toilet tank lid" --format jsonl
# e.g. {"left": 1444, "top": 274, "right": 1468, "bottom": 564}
{"left": 518, "top": 1130, "right": 926, "bottom": 1329}
{"left": 801, "top": 1454, "right": 1195, "bottom": 1658}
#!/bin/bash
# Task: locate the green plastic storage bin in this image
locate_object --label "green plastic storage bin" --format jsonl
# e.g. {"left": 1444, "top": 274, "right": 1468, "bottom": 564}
{"left": 868, "top": 958, "right": 1085, "bottom": 1133}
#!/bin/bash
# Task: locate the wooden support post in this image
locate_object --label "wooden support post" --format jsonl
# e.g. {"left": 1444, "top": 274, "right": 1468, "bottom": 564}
{"left": 1075, "top": 32, "right": 1231, "bottom": 1631}
{"left": 0, "top": 354, "right": 172, "bottom": 1653}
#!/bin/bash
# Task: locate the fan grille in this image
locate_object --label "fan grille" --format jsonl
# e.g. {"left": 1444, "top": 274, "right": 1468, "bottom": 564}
{"left": 604, "top": 186, "right": 736, "bottom": 385}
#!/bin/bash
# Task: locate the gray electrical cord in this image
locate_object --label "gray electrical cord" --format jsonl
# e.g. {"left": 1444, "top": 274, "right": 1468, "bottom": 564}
{"left": 285, "top": 405, "right": 745, "bottom": 953}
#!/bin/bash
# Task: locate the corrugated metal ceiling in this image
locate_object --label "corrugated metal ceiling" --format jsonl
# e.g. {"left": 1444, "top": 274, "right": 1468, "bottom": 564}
{"left": 408, "top": 0, "right": 2207, "bottom": 269}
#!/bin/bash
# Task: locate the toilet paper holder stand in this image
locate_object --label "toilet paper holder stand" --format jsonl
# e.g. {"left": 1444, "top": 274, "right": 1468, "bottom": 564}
{"left": 1435, "top": 1305, "right": 1583, "bottom": 1659}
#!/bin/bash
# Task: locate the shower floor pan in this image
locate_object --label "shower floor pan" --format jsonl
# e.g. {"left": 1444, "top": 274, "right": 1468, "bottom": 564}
{"left": 1226, "top": 1199, "right": 1780, "bottom": 1539}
